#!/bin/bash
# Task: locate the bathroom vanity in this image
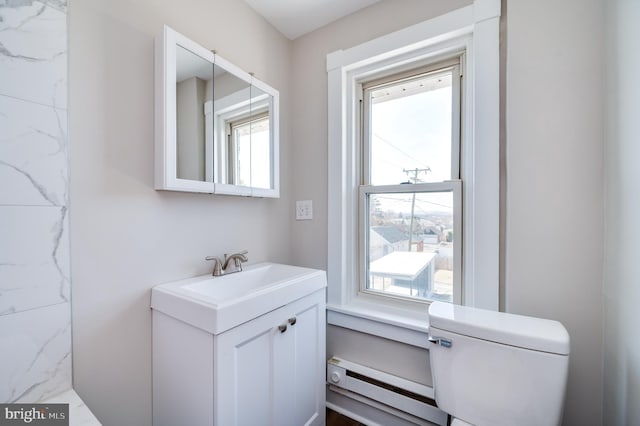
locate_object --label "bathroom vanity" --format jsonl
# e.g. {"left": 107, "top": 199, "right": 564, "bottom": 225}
{"left": 151, "top": 263, "right": 326, "bottom": 426}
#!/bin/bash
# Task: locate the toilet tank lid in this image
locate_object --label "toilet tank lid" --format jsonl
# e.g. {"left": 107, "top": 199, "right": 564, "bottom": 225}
{"left": 428, "top": 302, "right": 570, "bottom": 355}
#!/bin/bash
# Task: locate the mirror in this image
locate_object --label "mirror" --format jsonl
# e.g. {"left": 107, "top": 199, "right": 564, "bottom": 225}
{"left": 175, "top": 44, "right": 213, "bottom": 182}
{"left": 155, "top": 25, "right": 279, "bottom": 197}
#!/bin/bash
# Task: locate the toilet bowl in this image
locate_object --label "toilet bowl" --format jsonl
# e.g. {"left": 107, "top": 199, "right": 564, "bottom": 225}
{"left": 428, "top": 302, "right": 570, "bottom": 426}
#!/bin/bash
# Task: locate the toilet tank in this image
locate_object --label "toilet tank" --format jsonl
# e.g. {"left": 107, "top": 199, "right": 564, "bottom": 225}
{"left": 428, "top": 302, "right": 570, "bottom": 426}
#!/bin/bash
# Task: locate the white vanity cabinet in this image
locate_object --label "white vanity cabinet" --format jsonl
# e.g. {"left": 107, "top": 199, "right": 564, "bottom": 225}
{"left": 152, "top": 288, "right": 326, "bottom": 426}
{"left": 215, "top": 289, "right": 325, "bottom": 425}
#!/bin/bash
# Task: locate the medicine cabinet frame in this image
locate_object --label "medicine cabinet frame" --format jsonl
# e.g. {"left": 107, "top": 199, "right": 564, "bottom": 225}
{"left": 155, "top": 25, "right": 280, "bottom": 198}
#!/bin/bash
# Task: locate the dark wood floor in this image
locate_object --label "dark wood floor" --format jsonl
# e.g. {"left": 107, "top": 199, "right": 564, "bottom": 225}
{"left": 326, "top": 408, "right": 366, "bottom": 426}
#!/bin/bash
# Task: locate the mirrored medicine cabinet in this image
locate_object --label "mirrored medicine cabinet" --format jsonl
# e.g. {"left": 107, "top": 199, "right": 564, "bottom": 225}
{"left": 155, "top": 25, "right": 279, "bottom": 197}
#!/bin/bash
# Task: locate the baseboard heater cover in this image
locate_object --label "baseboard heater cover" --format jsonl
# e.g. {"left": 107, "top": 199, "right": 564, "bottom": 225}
{"left": 327, "top": 357, "right": 448, "bottom": 425}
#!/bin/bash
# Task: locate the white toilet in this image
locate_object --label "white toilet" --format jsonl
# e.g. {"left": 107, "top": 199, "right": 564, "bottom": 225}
{"left": 428, "top": 301, "right": 570, "bottom": 426}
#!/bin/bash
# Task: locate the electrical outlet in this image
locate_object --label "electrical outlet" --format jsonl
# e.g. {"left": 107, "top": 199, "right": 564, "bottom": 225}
{"left": 296, "top": 200, "right": 313, "bottom": 220}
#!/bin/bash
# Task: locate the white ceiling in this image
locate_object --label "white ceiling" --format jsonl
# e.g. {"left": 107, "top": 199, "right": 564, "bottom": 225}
{"left": 244, "top": 0, "right": 381, "bottom": 40}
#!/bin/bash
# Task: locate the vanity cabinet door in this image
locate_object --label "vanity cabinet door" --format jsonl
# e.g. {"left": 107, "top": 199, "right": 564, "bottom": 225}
{"left": 214, "top": 289, "right": 325, "bottom": 426}
{"left": 273, "top": 292, "right": 325, "bottom": 426}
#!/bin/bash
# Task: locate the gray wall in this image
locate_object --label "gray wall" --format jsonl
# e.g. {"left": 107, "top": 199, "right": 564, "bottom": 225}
{"left": 176, "top": 77, "right": 206, "bottom": 181}
{"left": 603, "top": 0, "right": 640, "bottom": 424}
{"left": 68, "top": 1, "right": 292, "bottom": 424}
{"left": 504, "top": 0, "right": 604, "bottom": 423}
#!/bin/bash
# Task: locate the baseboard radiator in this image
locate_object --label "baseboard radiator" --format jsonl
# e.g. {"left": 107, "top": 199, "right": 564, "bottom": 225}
{"left": 327, "top": 357, "right": 448, "bottom": 425}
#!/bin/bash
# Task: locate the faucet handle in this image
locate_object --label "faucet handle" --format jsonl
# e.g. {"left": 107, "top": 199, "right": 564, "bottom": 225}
{"left": 222, "top": 250, "right": 248, "bottom": 272}
{"left": 205, "top": 256, "right": 223, "bottom": 276}
{"left": 224, "top": 250, "right": 248, "bottom": 258}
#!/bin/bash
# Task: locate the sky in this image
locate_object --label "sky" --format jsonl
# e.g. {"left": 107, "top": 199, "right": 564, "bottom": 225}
{"left": 368, "top": 78, "right": 454, "bottom": 215}
{"left": 370, "top": 78, "right": 453, "bottom": 186}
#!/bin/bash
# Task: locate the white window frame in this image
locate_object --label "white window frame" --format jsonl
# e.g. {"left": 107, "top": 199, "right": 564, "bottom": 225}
{"left": 359, "top": 58, "right": 463, "bottom": 306}
{"left": 327, "top": 0, "right": 500, "bottom": 345}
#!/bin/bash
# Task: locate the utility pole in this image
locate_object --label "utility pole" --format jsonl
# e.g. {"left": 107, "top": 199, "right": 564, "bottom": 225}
{"left": 403, "top": 167, "right": 430, "bottom": 251}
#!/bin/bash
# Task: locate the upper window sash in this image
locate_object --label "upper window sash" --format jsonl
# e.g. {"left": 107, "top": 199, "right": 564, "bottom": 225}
{"left": 361, "top": 59, "right": 462, "bottom": 186}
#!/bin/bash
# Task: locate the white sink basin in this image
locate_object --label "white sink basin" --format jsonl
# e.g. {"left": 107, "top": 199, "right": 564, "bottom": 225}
{"left": 151, "top": 262, "right": 327, "bottom": 334}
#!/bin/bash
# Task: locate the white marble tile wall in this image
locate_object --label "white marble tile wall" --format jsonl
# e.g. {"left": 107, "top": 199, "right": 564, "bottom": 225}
{"left": 0, "top": 303, "right": 72, "bottom": 402}
{"left": 0, "top": 0, "right": 71, "bottom": 403}
{"left": 0, "top": 96, "right": 69, "bottom": 206}
{"left": 0, "top": 0, "right": 67, "bottom": 108}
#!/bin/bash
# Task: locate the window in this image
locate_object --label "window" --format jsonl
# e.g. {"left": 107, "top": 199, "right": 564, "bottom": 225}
{"left": 360, "top": 60, "right": 462, "bottom": 304}
{"left": 327, "top": 1, "right": 500, "bottom": 336}
{"left": 214, "top": 88, "right": 273, "bottom": 192}
{"left": 228, "top": 112, "right": 271, "bottom": 189}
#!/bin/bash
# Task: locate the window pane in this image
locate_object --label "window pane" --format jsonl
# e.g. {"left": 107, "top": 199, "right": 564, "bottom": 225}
{"left": 231, "top": 116, "right": 270, "bottom": 188}
{"left": 366, "top": 191, "right": 455, "bottom": 302}
{"left": 369, "top": 71, "right": 452, "bottom": 185}
{"left": 232, "top": 122, "right": 252, "bottom": 186}
{"left": 250, "top": 117, "right": 271, "bottom": 189}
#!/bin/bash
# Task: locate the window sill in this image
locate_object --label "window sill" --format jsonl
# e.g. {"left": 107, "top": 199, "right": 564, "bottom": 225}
{"left": 326, "top": 299, "right": 430, "bottom": 349}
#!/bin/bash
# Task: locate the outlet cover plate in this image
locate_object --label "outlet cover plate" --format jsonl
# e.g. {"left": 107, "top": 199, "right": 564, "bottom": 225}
{"left": 296, "top": 200, "right": 313, "bottom": 220}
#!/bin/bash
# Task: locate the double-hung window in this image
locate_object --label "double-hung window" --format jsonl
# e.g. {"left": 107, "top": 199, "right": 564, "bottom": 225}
{"left": 360, "top": 59, "right": 462, "bottom": 305}
{"left": 327, "top": 1, "right": 500, "bottom": 332}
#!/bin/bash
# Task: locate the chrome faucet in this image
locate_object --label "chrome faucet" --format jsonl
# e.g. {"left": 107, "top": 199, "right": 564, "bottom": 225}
{"left": 205, "top": 250, "right": 248, "bottom": 276}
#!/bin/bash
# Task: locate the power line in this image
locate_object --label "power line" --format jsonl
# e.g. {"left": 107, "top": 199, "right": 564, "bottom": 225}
{"left": 375, "top": 156, "right": 407, "bottom": 172}
{"left": 373, "top": 133, "right": 430, "bottom": 169}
